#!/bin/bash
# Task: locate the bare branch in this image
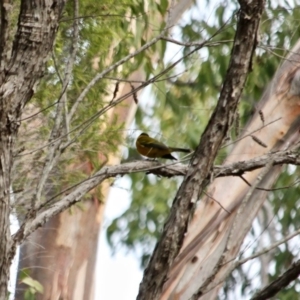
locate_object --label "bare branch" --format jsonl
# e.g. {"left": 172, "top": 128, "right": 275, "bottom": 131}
{"left": 67, "top": 24, "right": 169, "bottom": 121}
{"left": 238, "top": 227, "right": 300, "bottom": 269}
{"left": 200, "top": 226, "right": 300, "bottom": 296}
{"left": 162, "top": 37, "right": 234, "bottom": 48}
{"left": 250, "top": 259, "right": 300, "bottom": 300}
{"left": 59, "top": 13, "right": 145, "bottom": 23}
{"left": 37, "top": 149, "right": 300, "bottom": 210}
{"left": 9, "top": 146, "right": 300, "bottom": 262}
{"left": 221, "top": 117, "right": 281, "bottom": 149}
{"left": 32, "top": 0, "right": 80, "bottom": 209}
{"left": 203, "top": 191, "right": 232, "bottom": 215}
{"left": 213, "top": 149, "right": 299, "bottom": 177}
{"left": 17, "top": 42, "right": 205, "bottom": 158}
{"left": 51, "top": 50, "right": 63, "bottom": 84}
{"left": 11, "top": 160, "right": 180, "bottom": 246}
{"left": 61, "top": 43, "right": 207, "bottom": 151}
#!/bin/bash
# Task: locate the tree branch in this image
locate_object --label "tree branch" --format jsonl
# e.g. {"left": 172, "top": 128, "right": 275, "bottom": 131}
{"left": 17, "top": 41, "right": 207, "bottom": 158}
{"left": 67, "top": 17, "right": 170, "bottom": 121}
{"left": 250, "top": 259, "right": 300, "bottom": 300}
{"left": 199, "top": 226, "right": 300, "bottom": 296}
{"left": 32, "top": 0, "right": 80, "bottom": 209}
{"left": 9, "top": 147, "right": 299, "bottom": 260}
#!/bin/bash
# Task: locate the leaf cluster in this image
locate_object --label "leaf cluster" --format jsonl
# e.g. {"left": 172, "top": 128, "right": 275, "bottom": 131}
{"left": 12, "top": 0, "right": 150, "bottom": 213}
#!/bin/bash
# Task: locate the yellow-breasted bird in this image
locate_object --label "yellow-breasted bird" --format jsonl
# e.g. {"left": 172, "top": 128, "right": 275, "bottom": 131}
{"left": 136, "top": 132, "right": 191, "bottom": 160}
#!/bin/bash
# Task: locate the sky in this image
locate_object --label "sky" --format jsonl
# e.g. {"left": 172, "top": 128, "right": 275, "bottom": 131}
{"left": 96, "top": 179, "right": 143, "bottom": 299}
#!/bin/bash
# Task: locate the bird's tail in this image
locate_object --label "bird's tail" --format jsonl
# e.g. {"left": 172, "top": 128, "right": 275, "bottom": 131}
{"left": 169, "top": 147, "right": 191, "bottom": 153}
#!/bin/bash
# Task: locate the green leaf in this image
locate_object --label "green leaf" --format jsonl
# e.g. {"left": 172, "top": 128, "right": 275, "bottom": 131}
{"left": 21, "top": 277, "right": 44, "bottom": 294}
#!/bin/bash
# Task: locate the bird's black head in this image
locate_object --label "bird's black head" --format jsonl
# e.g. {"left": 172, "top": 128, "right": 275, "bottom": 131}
{"left": 140, "top": 132, "right": 149, "bottom": 137}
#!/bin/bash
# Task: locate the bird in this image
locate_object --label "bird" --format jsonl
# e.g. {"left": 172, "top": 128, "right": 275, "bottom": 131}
{"left": 136, "top": 132, "right": 191, "bottom": 160}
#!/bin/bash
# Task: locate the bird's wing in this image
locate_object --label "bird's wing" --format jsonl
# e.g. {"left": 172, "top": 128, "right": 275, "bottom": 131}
{"left": 141, "top": 140, "right": 169, "bottom": 150}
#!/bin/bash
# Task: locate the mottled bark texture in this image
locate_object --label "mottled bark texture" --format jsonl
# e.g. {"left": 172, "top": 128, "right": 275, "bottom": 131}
{"left": 0, "top": 0, "right": 65, "bottom": 297}
{"left": 137, "top": 1, "right": 266, "bottom": 300}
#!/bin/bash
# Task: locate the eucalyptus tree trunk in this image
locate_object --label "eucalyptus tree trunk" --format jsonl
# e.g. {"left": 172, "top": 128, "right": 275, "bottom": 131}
{"left": 160, "top": 19, "right": 300, "bottom": 300}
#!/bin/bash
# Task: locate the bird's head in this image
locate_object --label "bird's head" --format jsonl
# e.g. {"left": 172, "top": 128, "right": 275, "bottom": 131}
{"left": 139, "top": 132, "right": 149, "bottom": 137}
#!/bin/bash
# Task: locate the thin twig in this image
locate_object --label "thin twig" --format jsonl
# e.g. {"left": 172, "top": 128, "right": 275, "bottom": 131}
{"left": 67, "top": 23, "right": 171, "bottom": 121}
{"left": 32, "top": 0, "right": 80, "bottom": 208}
{"left": 250, "top": 260, "right": 300, "bottom": 300}
{"left": 203, "top": 191, "right": 231, "bottom": 214}
{"left": 202, "top": 227, "right": 300, "bottom": 296}
{"left": 222, "top": 117, "right": 281, "bottom": 149}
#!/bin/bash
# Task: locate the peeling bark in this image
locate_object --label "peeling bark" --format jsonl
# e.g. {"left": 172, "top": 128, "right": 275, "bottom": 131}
{"left": 161, "top": 16, "right": 300, "bottom": 300}
{"left": 16, "top": 200, "right": 101, "bottom": 300}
